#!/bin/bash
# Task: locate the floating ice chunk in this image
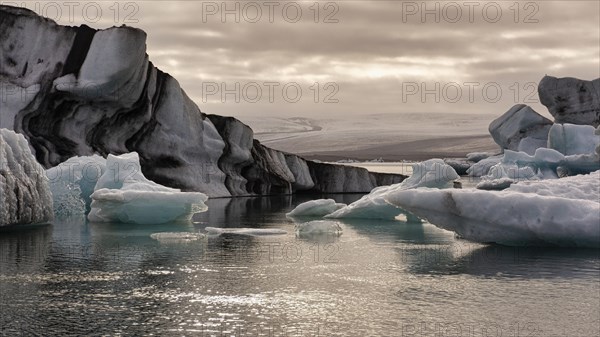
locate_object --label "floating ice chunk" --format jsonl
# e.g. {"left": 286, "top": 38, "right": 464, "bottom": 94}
{"left": 443, "top": 158, "right": 472, "bottom": 175}
{"left": 517, "top": 137, "right": 548, "bottom": 156}
{"left": 488, "top": 104, "right": 552, "bottom": 154}
{"left": 547, "top": 123, "right": 599, "bottom": 155}
{"left": 560, "top": 154, "right": 600, "bottom": 175}
{"left": 295, "top": 220, "right": 342, "bottom": 235}
{"left": 46, "top": 155, "right": 107, "bottom": 215}
{"left": 89, "top": 189, "right": 208, "bottom": 224}
{"left": 467, "top": 155, "right": 502, "bottom": 177}
{"left": 466, "top": 152, "right": 494, "bottom": 163}
{"left": 385, "top": 171, "right": 600, "bottom": 248}
{"left": 326, "top": 159, "right": 458, "bottom": 220}
{"left": 475, "top": 177, "right": 514, "bottom": 191}
{"left": 88, "top": 153, "right": 208, "bottom": 224}
{"left": 286, "top": 199, "right": 346, "bottom": 218}
{"left": 476, "top": 151, "right": 542, "bottom": 190}
{"left": 0, "top": 129, "right": 53, "bottom": 226}
{"left": 205, "top": 227, "right": 287, "bottom": 236}
{"left": 508, "top": 171, "right": 600, "bottom": 201}
{"left": 401, "top": 159, "right": 460, "bottom": 189}
{"left": 477, "top": 146, "right": 599, "bottom": 189}
{"left": 151, "top": 232, "right": 206, "bottom": 243}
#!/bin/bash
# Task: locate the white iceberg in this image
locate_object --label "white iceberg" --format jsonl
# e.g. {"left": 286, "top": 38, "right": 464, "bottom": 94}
{"left": 325, "top": 159, "right": 458, "bottom": 220}
{"left": 46, "top": 155, "right": 107, "bottom": 215}
{"left": 286, "top": 199, "right": 346, "bottom": 218}
{"left": 385, "top": 171, "right": 600, "bottom": 248}
{"left": 0, "top": 129, "right": 53, "bottom": 226}
{"left": 204, "top": 227, "right": 287, "bottom": 236}
{"left": 295, "top": 220, "right": 342, "bottom": 235}
{"left": 476, "top": 149, "right": 556, "bottom": 189}
{"left": 88, "top": 152, "right": 208, "bottom": 224}
{"left": 477, "top": 121, "right": 599, "bottom": 184}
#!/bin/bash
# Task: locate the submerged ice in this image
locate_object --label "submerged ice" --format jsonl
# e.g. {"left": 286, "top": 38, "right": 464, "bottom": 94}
{"left": 205, "top": 227, "right": 287, "bottom": 236}
{"left": 295, "top": 220, "right": 343, "bottom": 235}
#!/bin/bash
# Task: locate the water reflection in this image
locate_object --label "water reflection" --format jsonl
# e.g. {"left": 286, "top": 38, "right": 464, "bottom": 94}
{"left": 0, "top": 223, "right": 52, "bottom": 274}
{"left": 0, "top": 194, "right": 598, "bottom": 336}
{"left": 401, "top": 243, "right": 600, "bottom": 279}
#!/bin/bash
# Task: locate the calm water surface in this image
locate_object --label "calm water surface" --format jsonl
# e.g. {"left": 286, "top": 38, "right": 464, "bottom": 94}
{"left": 1, "top": 194, "right": 599, "bottom": 336}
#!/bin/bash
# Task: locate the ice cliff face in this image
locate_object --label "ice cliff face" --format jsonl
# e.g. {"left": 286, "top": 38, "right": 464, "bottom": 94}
{"left": 207, "top": 115, "right": 405, "bottom": 195}
{"left": 0, "top": 5, "right": 406, "bottom": 197}
{"left": 0, "top": 129, "right": 53, "bottom": 226}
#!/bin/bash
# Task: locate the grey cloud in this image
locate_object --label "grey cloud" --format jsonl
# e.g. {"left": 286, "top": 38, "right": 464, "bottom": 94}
{"left": 41, "top": 1, "right": 599, "bottom": 123}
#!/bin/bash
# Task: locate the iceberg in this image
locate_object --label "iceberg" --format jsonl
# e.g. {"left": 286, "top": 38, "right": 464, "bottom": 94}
{"left": 488, "top": 104, "right": 553, "bottom": 154}
{"left": 466, "top": 155, "right": 502, "bottom": 177}
{"left": 0, "top": 129, "right": 53, "bottom": 226}
{"left": 324, "top": 159, "right": 459, "bottom": 220}
{"left": 385, "top": 171, "right": 600, "bottom": 248}
{"left": 46, "top": 155, "right": 107, "bottom": 215}
{"left": 466, "top": 152, "right": 494, "bottom": 163}
{"left": 547, "top": 123, "right": 600, "bottom": 156}
{"left": 538, "top": 76, "right": 600, "bottom": 126}
{"left": 295, "top": 220, "right": 343, "bottom": 235}
{"left": 597, "top": 126, "right": 600, "bottom": 155}
{"left": 286, "top": 199, "right": 346, "bottom": 218}
{"left": 477, "top": 127, "right": 600, "bottom": 189}
{"left": 0, "top": 5, "right": 406, "bottom": 198}
{"left": 204, "top": 227, "right": 287, "bottom": 236}
{"left": 476, "top": 149, "right": 557, "bottom": 189}
{"left": 443, "top": 158, "right": 473, "bottom": 175}
{"left": 88, "top": 153, "right": 208, "bottom": 224}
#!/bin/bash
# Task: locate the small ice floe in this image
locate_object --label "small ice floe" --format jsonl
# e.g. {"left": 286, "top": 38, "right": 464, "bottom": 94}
{"left": 150, "top": 232, "right": 206, "bottom": 243}
{"left": 286, "top": 199, "right": 346, "bottom": 218}
{"left": 204, "top": 227, "right": 287, "bottom": 237}
{"left": 295, "top": 220, "right": 343, "bottom": 236}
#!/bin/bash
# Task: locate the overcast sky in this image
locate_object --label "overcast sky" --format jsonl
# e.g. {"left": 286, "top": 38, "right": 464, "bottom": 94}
{"left": 17, "top": 0, "right": 600, "bottom": 120}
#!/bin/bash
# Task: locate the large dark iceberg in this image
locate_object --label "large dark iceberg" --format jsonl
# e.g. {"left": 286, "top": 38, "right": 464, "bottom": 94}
{"left": 538, "top": 76, "right": 600, "bottom": 127}
{"left": 0, "top": 5, "right": 405, "bottom": 197}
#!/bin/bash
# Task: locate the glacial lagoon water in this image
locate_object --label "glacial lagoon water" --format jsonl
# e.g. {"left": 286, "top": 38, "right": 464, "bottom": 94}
{"left": 1, "top": 193, "right": 599, "bottom": 337}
